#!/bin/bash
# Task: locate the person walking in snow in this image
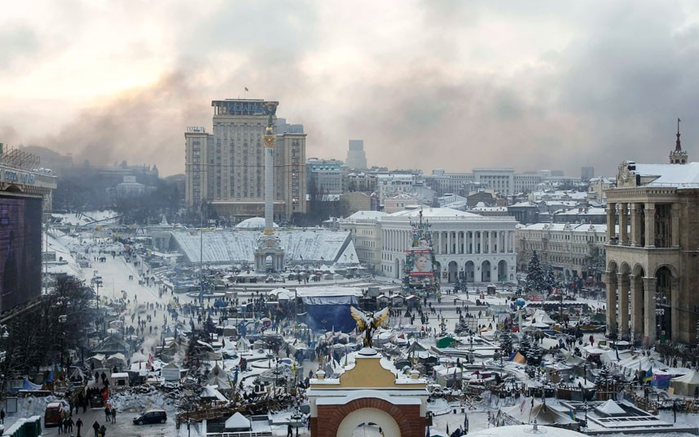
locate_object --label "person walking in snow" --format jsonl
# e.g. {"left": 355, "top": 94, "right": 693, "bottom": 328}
{"left": 92, "top": 421, "right": 100, "bottom": 437}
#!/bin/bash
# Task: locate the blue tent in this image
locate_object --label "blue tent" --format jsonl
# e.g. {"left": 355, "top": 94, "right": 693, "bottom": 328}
{"left": 303, "top": 295, "right": 358, "bottom": 333}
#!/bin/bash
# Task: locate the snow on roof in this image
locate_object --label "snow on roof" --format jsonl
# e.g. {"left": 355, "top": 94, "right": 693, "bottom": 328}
{"left": 469, "top": 425, "right": 585, "bottom": 437}
{"left": 520, "top": 223, "right": 607, "bottom": 233}
{"left": 386, "top": 207, "right": 481, "bottom": 218}
{"left": 596, "top": 399, "right": 626, "bottom": 416}
{"left": 52, "top": 210, "right": 120, "bottom": 227}
{"left": 471, "top": 205, "right": 507, "bottom": 211}
{"left": 510, "top": 201, "right": 536, "bottom": 207}
{"left": 345, "top": 210, "right": 387, "bottom": 221}
{"left": 557, "top": 207, "right": 606, "bottom": 216}
{"left": 634, "top": 162, "right": 699, "bottom": 186}
{"left": 171, "top": 229, "right": 355, "bottom": 264}
{"left": 225, "top": 412, "right": 251, "bottom": 429}
{"left": 235, "top": 217, "right": 278, "bottom": 229}
{"left": 202, "top": 385, "right": 228, "bottom": 402}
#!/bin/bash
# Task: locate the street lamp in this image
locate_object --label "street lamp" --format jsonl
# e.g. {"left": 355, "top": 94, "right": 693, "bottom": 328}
{"left": 58, "top": 314, "right": 67, "bottom": 370}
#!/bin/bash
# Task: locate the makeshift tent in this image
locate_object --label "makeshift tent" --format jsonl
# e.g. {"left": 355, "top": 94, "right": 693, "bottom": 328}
{"left": 224, "top": 412, "right": 251, "bottom": 431}
{"left": 302, "top": 295, "right": 358, "bottom": 332}
{"left": 22, "top": 378, "right": 42, "bottom": 391}
{"left": 531, "top": 309, "right": 555, "bottom": 325}
{"left": 503, "top": 398, "right": 578, "bottom": 430}
{"left": 652, "top": 371, "right": 674, "bottom": 389}
{"left": 670, "top": 370, "right": 699, "bottom": 396}
{"left": 91, "top": 338, "right": 127, "bottom": 355}
{"left": 511, "top": 352, "right": 527, "bottom": 364}
{"left": 161, "top": 362, "right": 181, "bottom": 382}
{"left": 436, "top": 337, "right": 456, "bottom": 348}
{"left": 109, "top": 372, "right": 129, "bottom": 388}
{"left": 106, "top": 353, "right": 127, "bottom": 368}
{"left": 207, "top": 364, "right": 232, "bottom": 391}
{"left": 201, "top": 385, "right": 227, "bottom": 401}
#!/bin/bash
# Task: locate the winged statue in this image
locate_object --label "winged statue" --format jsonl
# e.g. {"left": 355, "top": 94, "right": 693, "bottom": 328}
{"left": 350, "top": 306, "right": 389, "bottom": 348}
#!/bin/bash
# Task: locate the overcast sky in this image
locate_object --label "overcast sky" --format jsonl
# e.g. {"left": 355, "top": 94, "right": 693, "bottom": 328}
{"left": 2, "top": 0, "right": 699, "bottom": 177}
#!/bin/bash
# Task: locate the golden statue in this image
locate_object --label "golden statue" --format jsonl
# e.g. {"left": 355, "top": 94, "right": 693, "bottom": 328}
{"left": 350, "top": 306, "right": 389, "bottom": 349}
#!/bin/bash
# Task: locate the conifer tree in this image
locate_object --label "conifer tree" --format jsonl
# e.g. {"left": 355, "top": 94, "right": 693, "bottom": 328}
{"left": 526, "top": 251, "right": 549, "bottom": 292}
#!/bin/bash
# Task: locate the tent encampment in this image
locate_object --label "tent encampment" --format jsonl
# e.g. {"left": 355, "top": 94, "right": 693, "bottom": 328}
{"left": 670, "top": 370, "right": 699, "bottom": 396}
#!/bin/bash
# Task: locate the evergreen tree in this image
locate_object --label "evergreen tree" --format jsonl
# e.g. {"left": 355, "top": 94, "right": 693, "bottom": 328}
{"left": 596, "top": 365, "right": 611, "bottom": 389}
{"left": 526, "top": 251, "right": 548, "bottom": 292}
{"left": 499, "top": 331, "right": 514, "bottom": 357}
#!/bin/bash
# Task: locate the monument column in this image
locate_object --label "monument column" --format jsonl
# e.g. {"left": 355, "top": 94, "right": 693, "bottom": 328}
{"left": 254, "top": 101, "right": 285, "bottom": 273}
{"left": 605, "top": 271, "right": 618, "bottom": 337}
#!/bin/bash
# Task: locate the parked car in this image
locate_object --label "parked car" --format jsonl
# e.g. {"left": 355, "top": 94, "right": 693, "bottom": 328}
{"left": 133, "top": 409, "right": 167, "bottom": 425}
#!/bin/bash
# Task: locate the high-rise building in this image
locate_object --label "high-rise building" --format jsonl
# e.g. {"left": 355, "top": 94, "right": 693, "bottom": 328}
{"left": 184, "top": 99, "right": 307, "bottom": 222}
{"left": 581, "top": 166, "right": 595, "bottom": 181}
{"left": 346, "top": 140, "right": 368, "bottom": 170}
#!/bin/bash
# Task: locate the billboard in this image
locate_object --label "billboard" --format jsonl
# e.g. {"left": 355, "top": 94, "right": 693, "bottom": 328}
{"left": 407, "top": 249, "right": 434, "bottom": 278}
{"left": 0, "top": 194, "right": 43, "bottom": 313}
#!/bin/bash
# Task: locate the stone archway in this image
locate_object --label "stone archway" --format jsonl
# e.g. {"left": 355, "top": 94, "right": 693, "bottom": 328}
{"left": 497, "top": 260, "right": 508, "bottom": 282}
{"left": 464, "top": 261, "right": 475, "bottom": 283}
{"left": 655, "top": 265, "right": 675, "bottom": 342}
{"left": 448, "top": 261, "right": 458, "bottom": 283}
{"left": 481, "top": 260, "right": 491, "bottom": 282}
{"left": 338, "top": 408, "right": 401, "bottom": 437}
{"left": 316, "top": 396, "right": 423, "bottom": 437}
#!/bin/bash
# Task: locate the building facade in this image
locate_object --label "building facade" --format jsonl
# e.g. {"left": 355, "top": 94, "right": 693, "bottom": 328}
{"left": 306, "top": 158, "right": 344, "bottom": 195}
{"left": 473, "top": 168, "right": 515, "bottom": 196}
{"left": 606, "top": 132, "right": 699, "bottom": 344}
{"left": 184, "top": 99, "right": 306, "bottom": 222}
{"left": 606, "top": 162, "right": 699, "bottom": 344}
{"left": 517, "top": 223, "right": 606, "bottom": 281}
{"left": 340, "top": 211, "right": 387, "bottom": 271}
{"left": 340, "top": 207, "right": 517, "bottom": 283}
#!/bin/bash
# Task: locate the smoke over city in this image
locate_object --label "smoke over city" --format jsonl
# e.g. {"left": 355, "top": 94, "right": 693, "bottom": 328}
{"left": 2, "top": 1, "right": 699, "bottom": 176}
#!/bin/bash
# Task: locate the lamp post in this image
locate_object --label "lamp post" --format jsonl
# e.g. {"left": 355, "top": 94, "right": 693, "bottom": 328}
{"left": 58, "top": 314, "right": 67, "bottom": 370}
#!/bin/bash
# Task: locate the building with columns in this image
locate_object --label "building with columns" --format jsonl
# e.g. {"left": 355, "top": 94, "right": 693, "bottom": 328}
{"left": 340, "top": 207, "right": 517, "bottom": 283}
{"left": 605, "top": 128, "right": 699, "bottom": 345}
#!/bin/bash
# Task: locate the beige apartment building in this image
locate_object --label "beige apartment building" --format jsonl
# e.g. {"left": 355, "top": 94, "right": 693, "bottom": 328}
{"left": 517, "top": 222, "right": 606, "bottom": 281}
{"left": 184, "top": 99, "right": 306, "bottom": 222}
